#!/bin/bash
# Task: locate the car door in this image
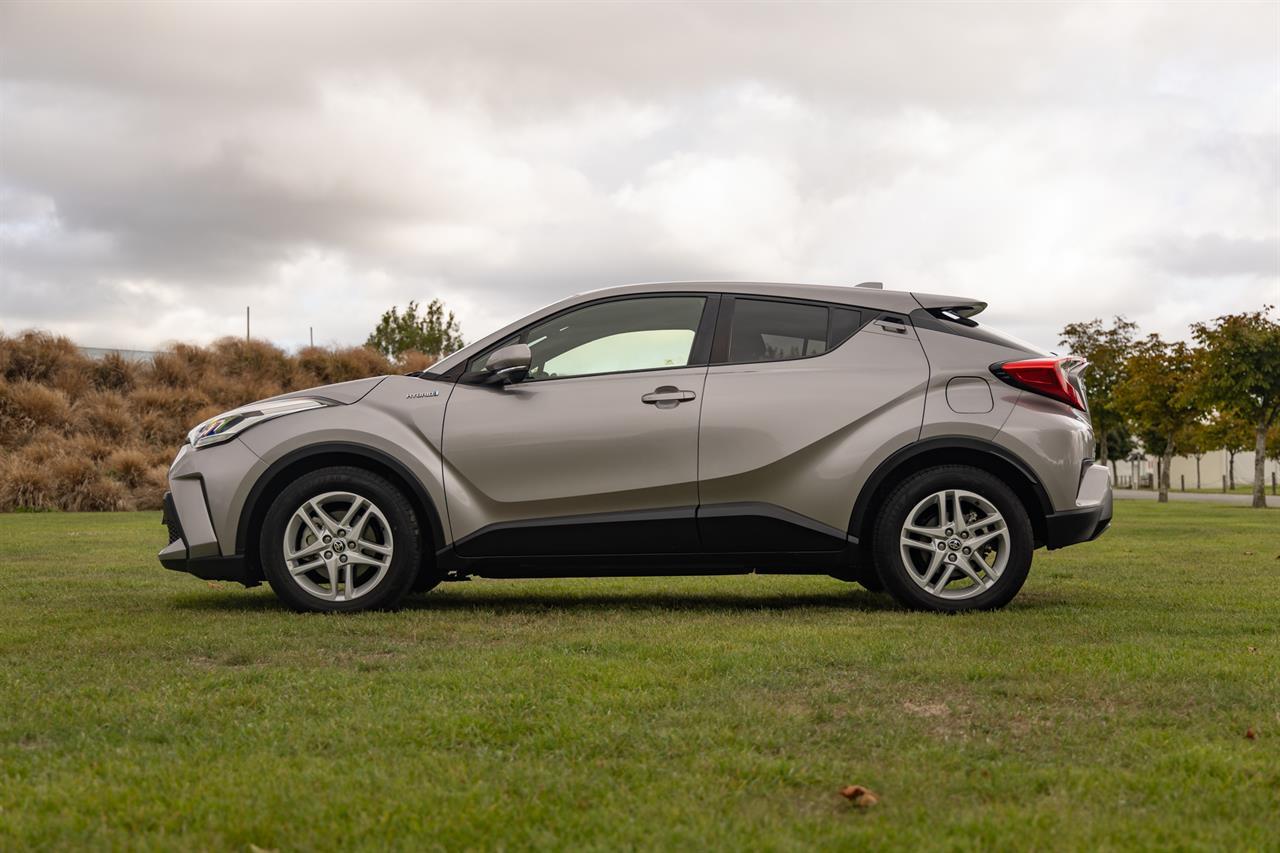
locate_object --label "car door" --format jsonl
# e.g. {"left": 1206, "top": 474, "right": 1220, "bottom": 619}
{"left": 442, "top": 293, "right": 718, "bottom": 558}
{"left": 696, "top": 295, "right": 930, "bottom": 552}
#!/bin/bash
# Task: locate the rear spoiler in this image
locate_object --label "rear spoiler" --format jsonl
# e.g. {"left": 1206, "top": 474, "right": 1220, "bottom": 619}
{"left": 911, "top": 292, "right": 988, "bottom": 325}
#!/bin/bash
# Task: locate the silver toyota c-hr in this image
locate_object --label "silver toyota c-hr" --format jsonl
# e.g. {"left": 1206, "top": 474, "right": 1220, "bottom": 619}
{"left": 160, "top": 281, "right": 1112, "bottom": 613}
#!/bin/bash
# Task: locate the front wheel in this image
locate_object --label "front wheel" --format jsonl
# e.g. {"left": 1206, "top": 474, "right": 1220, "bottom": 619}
{"left": 258, "top": 466, "right": 423, "bottom": 612}
{"left": 871, "top": 465, "right": 1033, "bottom": 612}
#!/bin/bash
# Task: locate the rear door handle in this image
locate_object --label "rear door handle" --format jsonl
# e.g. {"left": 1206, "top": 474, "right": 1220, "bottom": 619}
{"left": 641, "top": 386, "right": 697, "bottom": 408}
{"left": 874, "top": 317, "right": 908, "bottom": 334}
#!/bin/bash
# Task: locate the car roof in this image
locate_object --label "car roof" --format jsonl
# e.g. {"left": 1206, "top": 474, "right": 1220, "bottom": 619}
{"left": 428, "top": 281, "right": 983, "bottom": 374}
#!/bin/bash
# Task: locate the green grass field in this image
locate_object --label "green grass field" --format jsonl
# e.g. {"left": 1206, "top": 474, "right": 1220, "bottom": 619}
{"left": 1, "top": 502, "right": 1277, "bottom": 850}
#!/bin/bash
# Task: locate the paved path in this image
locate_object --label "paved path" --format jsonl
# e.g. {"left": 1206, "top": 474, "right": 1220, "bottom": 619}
{"left": 1113, "top": 489, "right": 1264, "bottom": 506}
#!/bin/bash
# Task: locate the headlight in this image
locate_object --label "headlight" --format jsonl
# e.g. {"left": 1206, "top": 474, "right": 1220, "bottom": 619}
{"left": 187, "top": 398, "right": 331, "bottom": 448}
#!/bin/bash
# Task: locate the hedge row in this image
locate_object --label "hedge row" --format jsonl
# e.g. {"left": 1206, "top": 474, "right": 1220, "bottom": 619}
{"left": 0, "top": 331, "right": 430, "bottom": 512}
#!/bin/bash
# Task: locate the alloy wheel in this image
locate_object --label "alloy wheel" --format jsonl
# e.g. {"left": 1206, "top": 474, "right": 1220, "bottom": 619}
{"left": 898, "top": 488, "right": 1010, "bottom": 600}
{"left": 282, "top": 490, "right": 394, "bottom": 602}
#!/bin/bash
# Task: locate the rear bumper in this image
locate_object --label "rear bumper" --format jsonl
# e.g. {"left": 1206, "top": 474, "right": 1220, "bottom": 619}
{"left": 1043, "top": 474, "right": 1113, "bottom": 550}
{"left": 159, "top": 490, "right": 258, "bottom": 586}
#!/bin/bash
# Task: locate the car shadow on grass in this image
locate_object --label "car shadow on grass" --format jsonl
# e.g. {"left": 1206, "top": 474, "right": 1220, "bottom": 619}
{"left": 406, "top": 589, "right": 904, "bottom": 613}
{"left": 171, "top": 586, "right": 1073, "bottom": 615}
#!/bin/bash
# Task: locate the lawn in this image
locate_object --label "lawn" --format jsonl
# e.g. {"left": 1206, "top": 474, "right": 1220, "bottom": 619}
{"left": 1, "top": 502, "right": 1277, "bottom": 850}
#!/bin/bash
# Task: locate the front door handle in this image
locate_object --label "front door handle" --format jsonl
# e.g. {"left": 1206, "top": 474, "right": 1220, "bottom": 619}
{"left": 641, "top": 386, "right": 697, "bottom": 409}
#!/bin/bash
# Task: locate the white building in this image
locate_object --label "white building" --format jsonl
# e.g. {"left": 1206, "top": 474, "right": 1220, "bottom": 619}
{"left": 1116, "top": 449, "right": 1279, "bottom": 492}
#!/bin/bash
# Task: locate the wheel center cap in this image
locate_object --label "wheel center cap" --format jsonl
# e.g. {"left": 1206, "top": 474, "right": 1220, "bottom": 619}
{"left": 333, "top": 540, "right": 345, "bottom": 552}
{"left": 948, "top": 538, "right": 962, "bottom": 550}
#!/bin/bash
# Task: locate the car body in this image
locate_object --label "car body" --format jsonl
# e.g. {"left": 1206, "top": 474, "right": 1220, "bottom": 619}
{"left": 159, "top": 281, "right": 1112, "bottom": 612}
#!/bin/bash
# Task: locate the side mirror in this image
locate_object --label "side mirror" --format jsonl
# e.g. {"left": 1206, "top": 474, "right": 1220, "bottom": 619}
{"left": 480, "top": 343, "right": 532, "bottom": 385}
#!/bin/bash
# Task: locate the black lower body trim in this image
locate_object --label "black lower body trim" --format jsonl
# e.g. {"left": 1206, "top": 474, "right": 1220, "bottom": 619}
{"left": 161, "top": 552, "right": 258, "bottom": 586}
{"left": 160, "top": 490, "right": 259, "bottom": 586}
{"left": 697, "top": 502, "right": 853, "bottom": 552}
{"left": 453, "top": 501, "right": 852, "bottom": 560}
{"left": 438, "top": 546, "right": 856, "bottom": 579}
{"left": 1043, "top": 493, "right": 1112, "bottom": 550}
{"left": 454, "top": 506, "right": 699, "bottom": 558}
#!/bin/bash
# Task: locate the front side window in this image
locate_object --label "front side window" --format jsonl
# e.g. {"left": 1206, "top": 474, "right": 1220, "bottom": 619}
{"left": 728, "top": 298, "right": 829, "bottom": 363}
{"left": 477, "top": 296, "right": 707, "bottom": 381}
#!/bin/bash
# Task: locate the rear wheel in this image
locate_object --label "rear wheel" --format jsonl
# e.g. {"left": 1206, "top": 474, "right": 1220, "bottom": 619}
{"left": 872, "top": 465, "right": 1033, "bottom": 611}
{"left": 259, "top": 466, "right": 422, "bottom": 612}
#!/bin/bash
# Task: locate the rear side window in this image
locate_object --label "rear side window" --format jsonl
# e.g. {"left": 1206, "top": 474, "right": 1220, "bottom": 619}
{"left": 728, "top": 299, "right": 828, "bottom": 363}
{"left": 828, "top": 307, "right": 863, "bottom": 348}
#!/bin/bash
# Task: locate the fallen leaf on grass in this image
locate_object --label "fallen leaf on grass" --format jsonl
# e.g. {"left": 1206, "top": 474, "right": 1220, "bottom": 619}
{"left": 1243, "top": 551, "right": 1255, "bottom": 556}
{"left": 1245, "top": 728, "right": 1257, "bottom": 740}
{"left": 1248, "top": 646, "right": 1259, "bottom": 654}
{"left": 840, "top": 785, "right": 880, "bottom": 807}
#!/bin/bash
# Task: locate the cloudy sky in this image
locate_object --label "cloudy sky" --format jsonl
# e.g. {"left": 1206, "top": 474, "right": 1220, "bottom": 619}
{"left": 1, "top": 1, "right": 1277, "bottom": 353}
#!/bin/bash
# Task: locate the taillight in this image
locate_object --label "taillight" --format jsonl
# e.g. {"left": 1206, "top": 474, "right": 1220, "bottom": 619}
{"left": 991, "top": 356, "right": 1088, "bottom": 411}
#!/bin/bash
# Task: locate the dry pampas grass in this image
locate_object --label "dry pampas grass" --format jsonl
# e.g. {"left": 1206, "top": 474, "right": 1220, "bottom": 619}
{"left": 0, "top": 330, "right": 403, "bottom": 511}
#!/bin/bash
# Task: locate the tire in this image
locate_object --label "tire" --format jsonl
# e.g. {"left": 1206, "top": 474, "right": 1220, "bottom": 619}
{"left": 258, "top": 466, "right": 422, "bottom": 612}
{"left": 871, "top": 465, "right": 1033, "bottom": 612}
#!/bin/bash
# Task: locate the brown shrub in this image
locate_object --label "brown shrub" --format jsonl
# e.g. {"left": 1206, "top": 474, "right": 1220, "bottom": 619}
{"left": 146, "top": 445, "right": 176, "bottom": 469}
{"left": 0, "top": 379, "right": 13, "bottom": 444}
{"left": 92, "top": 352, "right": 139, "bottom": 392}
{"left": 0, "top": 454, "right": 57, "bottom": 511}
{"left": 72, "top": 390, "right": 137, "bottom": 443}
{"left": 0, "top": 330, "right": 87, "bottom": 384}
{"left": 132, "top": 465, "right": 170, "bottom": 510}
{"left": 106, "top": 448, "right": 150, "bottom": 488}
{"left": 148, "top": 345, "right": 208, "bottom": 388}
{"left": 209, "top": 337, "right": 292, "bottom": 384}
{"left": 65, "top": 433, "right": 114, "bottom": 462}
{"left": 129, "top": 386, "right": 210, "bottom": 418}
{"left": 44, "top": 455, "right": 116, "bottom": 511}
{"left": 139, "top": 411, "right": 189, "bottom": 446}
{"left": 0, "top": 380, "right": 71, "bottom": 445}
{"left": 396, "top": 350, "right": 436, "bottom": 374}
{"left": 1, "top": 332, "right": 403, "bottom": 511}
{"left": 201, "top": 374, "right": 282, "bottom": 410}
{"left": 296, "top": 345, "right": 390, "bottom": 385}
{"left": 12, "top": 429, "right": 72, "bottom": 464}
{"left": 64, "top": 475, "right": 129, "bottom": 512}
{"left": 50, "top": 367, "right": 91, "bottom": 401}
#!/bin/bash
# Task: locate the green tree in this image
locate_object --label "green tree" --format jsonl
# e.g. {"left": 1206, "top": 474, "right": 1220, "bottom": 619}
{"left": 365, "top": 299, "right": 465, "bottom": 362}
{"left": 1189, "top": 307, "right": 1280, "bottom": 508}
{"left": 1266, "top": 423, "right": 1280, "bottom": 495}
{"left": 1059, "top": 316, "right": 1137, "bottom": 466}
{"left": 1102, "top": 426, "right": 1135, "bottom": 482}
{"left": 1179, "top": 420, "right": 1212, "bottom": 490}
{"left": 1114, "top": 335, "right": 1200, "bottom": 503}
{"left": 1202, "top": 409, "right": 1254, "bottom": 490}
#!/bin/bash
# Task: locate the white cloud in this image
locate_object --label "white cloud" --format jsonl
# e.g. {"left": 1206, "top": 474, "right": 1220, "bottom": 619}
{"left": 0, "top": 0, "right": 1276, "bottom": 353}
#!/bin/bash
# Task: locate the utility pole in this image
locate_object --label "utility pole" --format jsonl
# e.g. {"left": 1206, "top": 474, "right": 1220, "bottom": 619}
{"left": 310, "top": 326, "right": 314, "bottom": 347}
{"left": 246, "top": 306, "right": 250, "bottom": 341}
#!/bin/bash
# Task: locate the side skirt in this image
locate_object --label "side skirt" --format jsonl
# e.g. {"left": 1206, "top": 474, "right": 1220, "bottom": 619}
{"left": 439, "top": 501, "right": 859, "bottom": 579}
{"left": 437, "top": 546, "right": 857, "bottom": 579}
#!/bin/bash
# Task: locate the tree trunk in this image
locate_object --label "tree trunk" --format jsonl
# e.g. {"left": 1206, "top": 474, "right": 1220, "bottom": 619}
{"left": 1110, "top": 458, "right": 1118, "bottom": 483}
{"left": 1254, "top": 424, "right": 1268, "bottom": 509}
{"left": 1195, "top": 455, "right": 1202, "bottom": 490}
{"left": 1098, "top": 431, "right": 1109, "bottom": 466}
{"left": 1158, "top": 450, "right": 1171, "bottom": 503}
{"left": 1228, "top": 451, "right": 1236, "bottom": 490}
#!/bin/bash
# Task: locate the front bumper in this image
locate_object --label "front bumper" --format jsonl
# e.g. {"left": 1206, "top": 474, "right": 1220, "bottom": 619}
{"left": 1042, "top": 464, "right": 1113, "bottom": 550}
{"left": 160, "top": 490, "right": 258, "bottom": 586}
